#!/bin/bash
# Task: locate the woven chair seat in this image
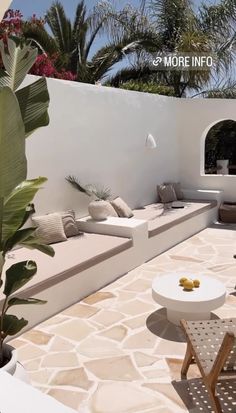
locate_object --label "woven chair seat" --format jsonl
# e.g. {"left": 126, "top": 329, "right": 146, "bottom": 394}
{"left": 183, "top": 318, "right": 236, "bottom": 375}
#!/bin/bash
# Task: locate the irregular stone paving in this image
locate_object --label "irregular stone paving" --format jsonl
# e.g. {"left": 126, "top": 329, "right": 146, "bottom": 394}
{"left": 11, "top": 227, "right": 236, "bottom": 412}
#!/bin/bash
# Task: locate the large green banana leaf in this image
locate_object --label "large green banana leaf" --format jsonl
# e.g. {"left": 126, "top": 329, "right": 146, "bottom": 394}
{"left": 16, "top": 77, "right": 50, "bottom": 137}
{"left": 2, "top": 178, "right": 47, "bottom": 242}
{"left": 0, "top": 87, "right": 26, "bottom": 198}
{"left": 0, "top": 38, "right": 37, "bottom": 91}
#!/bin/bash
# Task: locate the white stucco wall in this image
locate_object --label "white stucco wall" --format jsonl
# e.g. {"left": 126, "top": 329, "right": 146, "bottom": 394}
{"left": 178, "top": 99, "right": 236, "bottom": 201}
{"left": 26, "top": 77, "right": 180, "bottom": 216}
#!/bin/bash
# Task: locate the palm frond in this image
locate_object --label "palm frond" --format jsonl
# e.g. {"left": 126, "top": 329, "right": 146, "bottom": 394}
{"left": 65, "top": 175, "right": 90, "bottom": 196}
{"left": 46, "top": 1, "right": 72, "bottom": 53}
{"left": 22, "top": 23, "right": 58, "bottom": 55}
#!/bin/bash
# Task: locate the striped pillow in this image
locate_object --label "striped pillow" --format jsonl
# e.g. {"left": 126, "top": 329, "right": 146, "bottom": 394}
{"left": 32, "top": 213, "right": 67, "bottom": 245}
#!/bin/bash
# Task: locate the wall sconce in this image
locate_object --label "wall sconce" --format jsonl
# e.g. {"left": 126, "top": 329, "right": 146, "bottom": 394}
{"left": 145, "top": 133, "right": 157, "bottom": 149}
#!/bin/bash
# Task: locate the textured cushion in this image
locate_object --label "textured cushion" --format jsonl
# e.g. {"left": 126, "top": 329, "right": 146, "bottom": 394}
{"left": 111, "top": 197, "right": 134, "bottom": 218}
{"left": 164, "top": 182, "right": 184, "bottom": 200}
{"left": 61, "top": 210, "right": 80, "bottom": 237}
{"left": 32, "top": 213, "right": 67, "bottom": 244}
{"left": 157, "top": 184, "right": 177, "bottom": 203}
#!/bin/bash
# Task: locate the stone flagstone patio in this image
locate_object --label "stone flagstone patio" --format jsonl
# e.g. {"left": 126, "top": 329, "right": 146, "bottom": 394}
{"left": 10, "top": 226, "right": 236, "bottom": 412}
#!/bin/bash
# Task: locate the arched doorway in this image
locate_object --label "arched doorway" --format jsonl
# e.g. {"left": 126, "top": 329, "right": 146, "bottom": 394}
{"left": 205, "top": 119, "right": 236, "bottom": 175}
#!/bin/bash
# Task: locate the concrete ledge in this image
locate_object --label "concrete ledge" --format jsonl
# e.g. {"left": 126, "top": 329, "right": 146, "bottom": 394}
{"left": 0, "top": 371, "right": 77, "bottom": 413}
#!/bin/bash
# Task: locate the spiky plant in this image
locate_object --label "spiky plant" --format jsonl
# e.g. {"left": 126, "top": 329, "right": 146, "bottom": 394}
{"left": 66, "top": 176, "right": 111, "bottom": 201}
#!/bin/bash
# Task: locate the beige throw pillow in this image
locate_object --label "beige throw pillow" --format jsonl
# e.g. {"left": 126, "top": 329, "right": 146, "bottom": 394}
{"left": 111, "top": 197, "right": 134, "bottom": 218}
{"left": 61, "top": 210, "right": 80, "bottom": 237}
{"left": 32, "top": 213, "right": 67, "bottom": 244}
{"left": 157, "top": 184, "right": 177, "bottom": 204}
{"left": 164, "top": 182, "right": 184, "bottom": 200}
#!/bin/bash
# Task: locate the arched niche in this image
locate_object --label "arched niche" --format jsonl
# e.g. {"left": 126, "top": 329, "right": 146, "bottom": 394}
{"left": 203, "top": 119, "right": 236, "bottom": 175}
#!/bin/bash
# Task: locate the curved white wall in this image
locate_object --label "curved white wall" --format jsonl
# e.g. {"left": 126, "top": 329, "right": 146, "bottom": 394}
{"left": 26, "top": 77, "right": 180, "bottom": 216}
{"left": 178, "top": 99, "right": 236, "bottom": 201}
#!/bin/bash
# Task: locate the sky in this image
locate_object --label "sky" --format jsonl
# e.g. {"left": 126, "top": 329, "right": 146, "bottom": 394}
{"left": 11, "top": 0, "right": 219, "bottom": 20}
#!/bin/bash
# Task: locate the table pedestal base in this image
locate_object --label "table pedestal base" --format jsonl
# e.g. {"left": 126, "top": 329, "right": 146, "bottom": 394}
{"left": 167, "top": 309, "right": 210, "bottom": 326}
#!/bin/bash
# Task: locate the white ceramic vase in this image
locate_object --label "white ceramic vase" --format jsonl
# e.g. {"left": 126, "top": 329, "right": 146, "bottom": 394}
{"left": 1, "top": 344, "right": 30, "bottom": 383}
{"left": 88, "top": 200, "right": 110, "bottom": 221}
{"left": 217, "top": 159, "right": 229, "bottom": 175}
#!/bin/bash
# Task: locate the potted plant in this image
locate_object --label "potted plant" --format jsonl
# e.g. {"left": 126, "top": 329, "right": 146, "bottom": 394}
{"left": 0, "top": 38, "right": 54, "bottom": 376}
{"left": 66, "top": 175, "right": 113, "bottom": 220}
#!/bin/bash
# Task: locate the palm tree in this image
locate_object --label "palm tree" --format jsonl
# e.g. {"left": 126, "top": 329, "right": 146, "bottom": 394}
{"left": 107, "top": 0, "right": 236, "bottom": 97}
{"left": 22, "top": 1, "right": 147, "bottom": 84}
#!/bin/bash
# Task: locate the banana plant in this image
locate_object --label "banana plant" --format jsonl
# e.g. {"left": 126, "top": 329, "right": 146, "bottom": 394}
{"left": 0, "top": 38, "right": 54, "bottom": 366}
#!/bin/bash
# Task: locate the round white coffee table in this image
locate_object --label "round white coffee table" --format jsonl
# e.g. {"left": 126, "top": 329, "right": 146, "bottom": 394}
{"left": 152, "top": 273, "right": 226, "bottom": 325}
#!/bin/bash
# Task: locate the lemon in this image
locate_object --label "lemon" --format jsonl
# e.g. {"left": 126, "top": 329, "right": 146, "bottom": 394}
{"left": 179, "top": 277, "right": 188, "bottom": 286}
{"left": 183, "top": 279, "right": 194, "bottom": 290}
{"left": 193, "top": 279, "right": 200, "bottom": 288}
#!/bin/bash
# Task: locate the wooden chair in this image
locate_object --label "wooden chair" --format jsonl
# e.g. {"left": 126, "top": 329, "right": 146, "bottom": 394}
{"left": 180, "top": 318, "right": 236, "bottom": 413}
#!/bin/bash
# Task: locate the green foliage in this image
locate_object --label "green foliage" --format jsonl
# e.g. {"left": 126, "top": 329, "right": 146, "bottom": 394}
{"left": 0, "top": 37, "right": 54, "bottom": 365}
{"left": 119, "top": 81, "right": 175, "bottom": 96}
{"left": 0, "top": 87, "right": 26, "bottom": 197}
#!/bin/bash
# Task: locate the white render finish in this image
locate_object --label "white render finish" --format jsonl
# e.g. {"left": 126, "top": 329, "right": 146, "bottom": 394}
{"left": 152, "top": 273, "right": 226, "bottom": 325}
{"left": 0, "top": 0, "right": 12, "bottom": 20}
{"left": 24, "top": 77, "right": 236, "bottom": 217}
{"left": 0, "top": 371, "right": 77, "bottom": 413}
{"left": 25, "top": 76, "right": 179, "bottom": 217}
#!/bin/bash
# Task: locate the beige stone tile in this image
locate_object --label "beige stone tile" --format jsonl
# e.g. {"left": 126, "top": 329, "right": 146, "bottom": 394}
{"left": 9, "top": 338, "right": 27, "bottom": 348}
{"left": 90, "top": 382, "right": 161, "bottom": 412}
{"left": 23, "top": 330, "right": 53, "bottom": 345}
{"left": 123, "top": 329, "right": 157, "bottom": 349}
{"left": 39, "top": 315, "right": 66, "bottom": 328}
{"left": 117, "top": 291, "right": 137, "bottom": 301}
{"left": 50, "top": 319, "right": 95, "bottom": 342}
{"left": 85, "top": 355, "right": 141, "bottom": 381}
{"left": 48, "top": 388, "right": 86, "bottom": 410}
{"left": 17, "top": 344, "right": 46, "bottom": 362}
{"left": 24, "top": 358, "right": 41, "bottom": 371}
{"left": 92, "top": 310, "right": 124, "bottom": 327}
{"left": 123, "top": 314, "right": 148, "bottom": 330}
{"left": 122, "top": 279, "right": 150, "bottom": 292}
{"left": 166, "top": 357, "right": 201, "bottom": 381}
{"left": 49, "top": 336, "right": 75, "bottom": 352}
{"left": 169, "top": 255, "right": 203, "bottom": 263}
{"left": 142, "top": 383, "right": 186, "bottom": 409}
{"left": 42, "top": 352, "right": 78, "bottom": 368}
{"left": 155, "top": 340, "right": 186, "bottom": 358}
{"left": 78, "top": 336, "right": 123, "bottom": 358}
{"left": 50, "top": 367, "right": 93, "bottom": 390}
{"left": 117, "top": 300, "right": 155, "bottom": 316}
{"left": 30, "top": 369, "right": 53, "bottom": 385}
{"left": 83, "top": 291, "right": 115, "bottom": 305}
{"left": 99, "top": 325, "right": 127, "bottom": 341}
{"left": 133, "top": 352, "right": 158, "bottom": 367}
{"left": 62, "top": 303, "right": 100, "bottom": 318}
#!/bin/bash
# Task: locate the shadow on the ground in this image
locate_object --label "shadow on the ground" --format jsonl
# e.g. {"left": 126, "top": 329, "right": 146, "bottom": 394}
{"left": 146, "top": 308, "right": 186, "bottom": 342}
{"left": 146, "top": 309, "right": 219, "bottom": 343}
{"left": 172, "top": 377, "right": 236, "bottom": 412}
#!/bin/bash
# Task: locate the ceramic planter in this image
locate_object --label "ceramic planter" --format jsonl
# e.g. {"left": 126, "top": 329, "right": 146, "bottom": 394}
{"left": 1, "top": 344, "right": 30, "bottom": 382}
{"left": 217, "top": 159, "right": 229, "bottom": 175}
{"left": 88, "top": 200, "right": 110, "bottom": 221}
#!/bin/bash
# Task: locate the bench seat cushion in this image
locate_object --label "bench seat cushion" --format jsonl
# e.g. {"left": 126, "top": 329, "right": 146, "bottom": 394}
{"left": 2, "top": 233, "right": 133, "bottom": 299}
{"left": 133, "top": 200, "right": 217, "bottom": 238}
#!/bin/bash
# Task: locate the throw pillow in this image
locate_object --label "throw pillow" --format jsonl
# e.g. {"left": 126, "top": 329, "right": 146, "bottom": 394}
{"left": 110, "top": 197, "right": 134, "bottom": 218}
{"left": 32, "top": 212, "right": 67, "bottom": 244}
{"left": 157, "top": 184, "right": 177, "bottom": 204}
{"left": 61, "top": 210, "right": 80, "bottom": 237}
{"left": 164, "top": 182, "right": 184, "bottom": 200}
